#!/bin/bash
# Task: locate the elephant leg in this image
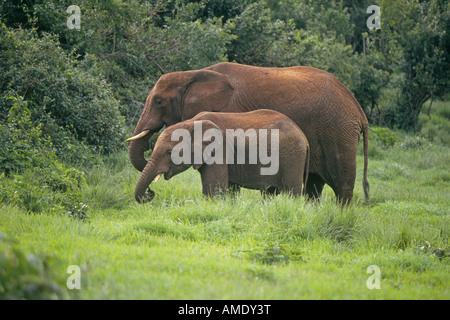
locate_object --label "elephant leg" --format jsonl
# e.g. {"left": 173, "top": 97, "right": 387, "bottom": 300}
{"left": 330, "top": 149, "right": 357, "bottom": 206}
{"left": 261, "top": 186, "right": 279, "bottom": 198}
{"left": 333, "top": 185, "right": 354, "bottom": 207}
{"left": 284, "top": 185, "right": 303, "bottom": 197}
{"left": 228, "top": 182, "right": 241, "bottom": 197}
{"left": 280, "top": 170, "right": 303, "bottom": 197}
{"left": 304, "top": 173, "right": 325, "bottom": 200}
{"left": 332, "top": 170, "right": 356, "bottom": 206}
{"left": 199, "top": 164, "right": 228, "bottom": 197}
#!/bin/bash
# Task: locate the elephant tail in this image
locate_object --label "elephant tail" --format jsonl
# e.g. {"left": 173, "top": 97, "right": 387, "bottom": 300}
{"left": 303, "top": 143, "right": 310, "bottom": 196}
{"left": 362, "top": 122, "right": 370, "bottom": 201}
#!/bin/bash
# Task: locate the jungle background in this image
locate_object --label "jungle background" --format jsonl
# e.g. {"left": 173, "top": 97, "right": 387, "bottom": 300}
{"left": 0, "top": 0, "right": 448, "bottom": 300}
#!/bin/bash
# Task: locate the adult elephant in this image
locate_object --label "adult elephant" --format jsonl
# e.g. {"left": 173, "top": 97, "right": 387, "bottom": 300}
{"left": 128, "top": 62, "right": 369, "bottom": 204}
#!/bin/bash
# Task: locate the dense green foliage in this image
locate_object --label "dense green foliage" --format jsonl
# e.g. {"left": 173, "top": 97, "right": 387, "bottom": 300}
{"left": 1, "top": 0, "right": 448, "bottom": 134}
{"left": 0, "top": 23, "right": 126, "bottom": 155}
{"left": 0, "top": 96, "right": 88, "bottom": 219}
{"left": 378, "top": 0, "right": 449, "bottom": 130}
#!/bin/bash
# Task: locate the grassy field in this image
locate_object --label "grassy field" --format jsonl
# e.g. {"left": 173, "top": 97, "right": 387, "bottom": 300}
{"left": 1, "top": 100, "right": 449, "bottom": 300}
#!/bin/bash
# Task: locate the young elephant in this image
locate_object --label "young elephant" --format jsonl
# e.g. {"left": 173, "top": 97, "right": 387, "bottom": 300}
{"left": 133, "top": 109, "right": 309, "bottom": 202}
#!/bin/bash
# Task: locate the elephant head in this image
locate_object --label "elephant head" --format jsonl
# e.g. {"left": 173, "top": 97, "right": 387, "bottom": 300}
{"left": 127, "top": 69, "right": 234, "bottom": 172}
{"left": 134, "top": 119, "right": 224, "bottom": 203}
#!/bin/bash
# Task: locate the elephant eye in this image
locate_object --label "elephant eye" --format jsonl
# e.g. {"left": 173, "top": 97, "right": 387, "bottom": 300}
{"left": 155, "top": 99, "right": 163, "bottom": 108}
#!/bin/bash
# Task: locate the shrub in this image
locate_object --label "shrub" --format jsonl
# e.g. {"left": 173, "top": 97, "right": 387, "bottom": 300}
{"left": 370, "top": 127, "right": 401, "bottom": 148}
{"left": 0, "top": 232, "right": 70, "bottom": 300}
{"left": 0, "top": 95, "right": 89, "bottom": 220}
{"left": 0, "top": 95, "right": 56, "bottom": 175}
{"left": 0, "top": 22, "right": 126, "bottom": 154}
{"left": 399, "top": 136, "right": 430, "bottom": 150}
{"left": 0, "top": 170, "right": 89, "bottom": 221}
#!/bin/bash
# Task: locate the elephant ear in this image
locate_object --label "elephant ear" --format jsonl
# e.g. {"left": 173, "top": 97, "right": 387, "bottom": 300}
{"left": 182, "top": 70, "right": 234, "bottom": 121}
{"left": 191, "top": 120, "right": 223, "bottom": 170}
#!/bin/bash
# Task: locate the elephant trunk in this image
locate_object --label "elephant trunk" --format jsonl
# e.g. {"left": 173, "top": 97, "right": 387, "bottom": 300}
{"left": 134, "top": 156, "right": 160, "bottom": 203}
{"left": 128, "top": 132, "right": 152, "bottom": 172}
{"left": 128, "top": 115, "right": 164, "bottom": 172}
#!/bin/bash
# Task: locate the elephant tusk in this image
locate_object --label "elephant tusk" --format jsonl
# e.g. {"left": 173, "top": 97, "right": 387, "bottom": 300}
{"left": 127, "top": 130, "right": 150, "bottom": 141}
{"left": 153, "top": 173, "right": 162, "bottom": 183}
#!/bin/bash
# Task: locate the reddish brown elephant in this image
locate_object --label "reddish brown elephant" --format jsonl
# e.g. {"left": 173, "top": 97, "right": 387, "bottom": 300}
{"left": 128, "top": 62, "right": 369, "bottom": 204}
{"left": 133, "top": 110, "right": 310, "bottom": 202}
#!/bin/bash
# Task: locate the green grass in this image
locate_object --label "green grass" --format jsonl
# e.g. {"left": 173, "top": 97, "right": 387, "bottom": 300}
{"left": 1, "top": 101, "right": 449, "bottom": 299}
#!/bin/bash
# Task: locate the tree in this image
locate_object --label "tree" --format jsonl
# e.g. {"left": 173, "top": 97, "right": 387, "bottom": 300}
{"left": 225, "top": 2, "right": 288, "bottom": 65}
{"left": 342, "top": 0, "right": 377, "bottom": 52}
{"left": 380, "top": 0, "right": 449, "bottom": 130}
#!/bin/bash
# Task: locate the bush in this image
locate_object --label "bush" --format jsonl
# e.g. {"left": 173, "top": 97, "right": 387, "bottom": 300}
{"left": 0, "top": 170, "right": 89, "bottom": 220}
{"left": 0, "top": 22, "right": 126, "bottom": 154}
{"left": 0, "top": 232, "right": 71, "bottom": 300}
{"left": 0, "top": 95, "right": 56, "bottom": 175}
{"left": 370, "top": 127, "right": 401, "bottom": 148}
{"left": 349, "top": 50, "right": 390, "bottom": 119}
{"left": 399, "top": 136, "right": 430, "bottom": 150}
{"left": 0, "top": 95, "right": 88, "bottom": 220}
